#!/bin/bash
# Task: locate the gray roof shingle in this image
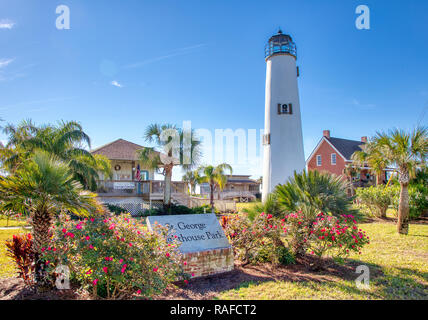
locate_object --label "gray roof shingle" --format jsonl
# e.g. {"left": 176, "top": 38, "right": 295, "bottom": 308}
{"left": 327, "top": 137, "right": 365, "bottom": 160}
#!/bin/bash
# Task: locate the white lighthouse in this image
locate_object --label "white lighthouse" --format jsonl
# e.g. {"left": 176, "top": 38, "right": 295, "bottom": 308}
{"left": 262, "top": 29, "right": 305, "bottom": 201}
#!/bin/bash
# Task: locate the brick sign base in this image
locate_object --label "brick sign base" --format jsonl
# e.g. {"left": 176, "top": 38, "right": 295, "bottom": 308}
{"left": 182, "top": 247, "right": 234, "bottom": 278}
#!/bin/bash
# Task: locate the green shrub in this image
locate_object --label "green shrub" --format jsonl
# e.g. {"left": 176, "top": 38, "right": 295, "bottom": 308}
{"left": 147, "top": 204, "right": 217, "bottom": 216}
{"left": 105, "top": 204, "right": 127, "bottom": 215}
{"left": 42, "top": 213, "right": 187, "bottom": 299}
{"left": 391, "top": 184, "right": 428, "bottom": 219}
{"left": 254, "top": 243, "right": 295, "bottom": 265}
{"left": 275, "top": 170, "right": 357, "bottom": 219}
{"left": 224, "top": 212, "right": 282, "bottom": 264}
{"left": 355, "top": 185, "right": 394, "bottom": 218}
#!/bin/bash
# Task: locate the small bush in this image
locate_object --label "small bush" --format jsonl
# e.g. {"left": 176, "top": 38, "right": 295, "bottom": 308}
{"left": 390, "top": 184, "right": 428, "bottom": 220}
{"left": 224, "top": 212, "right": 281, "bottom": 264}
{"left": 254, "top": 243, "right": 295, "bottom": 265}
{"left": 41, "top": 214, "right": 187, "bottom": 299}
{"left": 356, "top": 185, "right": 394, "bottom": 218}
{"left": 105, "top": 204, "right": 127, "bottom": 215}
{"left": 5, "top": 233, "right": 35, "bottom": 285}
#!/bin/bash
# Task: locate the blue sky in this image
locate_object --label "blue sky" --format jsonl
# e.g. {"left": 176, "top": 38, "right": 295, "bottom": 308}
{"left": 1, "top": 0, "right": 427, "bottom": 180}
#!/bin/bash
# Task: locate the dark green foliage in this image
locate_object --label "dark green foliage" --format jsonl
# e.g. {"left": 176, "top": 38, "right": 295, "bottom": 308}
{"left": 145, "top": 204, "right": 211, "bottom": 216}
{"left": 275, "top": 170, "right": 358, "bottom": 219}
{"left": 254, "top": 243, "right": 295, "bottom": 265}
{"left": 243, "top": 194, "right": 283, "bottom": 221}
{"left": 106, "top": 204, "right": 127, "bottom": 215}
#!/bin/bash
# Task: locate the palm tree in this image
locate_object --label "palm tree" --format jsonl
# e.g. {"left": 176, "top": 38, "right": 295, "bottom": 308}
{"left": 182, "top": 170, "right": 200, "bottom": 195}
{"left": 197, "top": 163, "right": 233, "bottom": 212}
{"left": 351, "top": 141, "right": 388, "bottom": 185}
{"left": 0, "top": 151, "right": 103, "bottom": 282}
{"left": 373, "top": 127, "right": 428, "bottom": 234}
{"left": 343, "top": 163, "right": 357, "bottom": 196}
{"left": 138, "top": 124, "right": 202, "bottom": 208}
{"left": 0, "top": 120, "right": 111, "bottom": 190}
{"left": 275, "top": 170, "right": 356, "bottom": 219}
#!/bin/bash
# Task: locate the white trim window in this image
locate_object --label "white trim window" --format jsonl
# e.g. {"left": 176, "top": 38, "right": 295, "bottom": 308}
{"left": 316, "top": 155, "right": 322, "bottom": 166}
{"left": 331, "top": 153, "right": 337, "bottom": 165}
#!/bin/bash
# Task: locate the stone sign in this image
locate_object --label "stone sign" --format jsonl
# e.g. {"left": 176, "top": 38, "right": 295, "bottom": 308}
{"left": 146, "top": 214, "right": 231, "bottom": 253}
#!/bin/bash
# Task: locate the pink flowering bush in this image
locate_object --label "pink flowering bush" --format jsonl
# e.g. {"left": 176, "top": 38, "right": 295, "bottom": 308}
{"left": 282, "top": 212, "right": 370, "bottom": 263}
{"left": 224, "top": 212, "right": 282, "bottom": 264}
{"left": 306, "top": 213, "right": 370, "bottom": 259}
{"left": 224, "top": 210, "right": 370, "bottom": 267}
{"left": 42, "top": 213, "right": 186, "bottom": 299}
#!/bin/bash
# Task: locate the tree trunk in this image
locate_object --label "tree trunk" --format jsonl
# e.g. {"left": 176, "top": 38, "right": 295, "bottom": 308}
{"left": 210, "top": 183, "right": 215, "bottom": 213}
{"left": 376, "top": 174, "right": 380, "bottom": 186}
{"left": 31, "top": 209, "right": 52, "bottom": 284}
{"left": 397, "top": 182, "right": 410, "bottom": 235}
{"left": 164, "top": 166, "right": 173, "bottom": 209}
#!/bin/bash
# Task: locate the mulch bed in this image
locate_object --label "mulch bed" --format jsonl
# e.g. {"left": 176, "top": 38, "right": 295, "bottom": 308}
{"left": 0, "top": 255, "right": 369, "bottom": 300}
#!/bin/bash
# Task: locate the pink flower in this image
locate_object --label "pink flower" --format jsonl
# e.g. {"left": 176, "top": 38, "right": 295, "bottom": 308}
{"left": 89, "top": 244, "right": 94, "bottom": 249}
{"left": 109, "top": 223, "right": 116, "bottom": 230}
{"left": 90, "top": 218, "right": 95, "bottom": 222}
{"left": 86, "top": 269, "right": 92, "bottom": 275}
{"left": 85, "top": 236, "right": 90, "bottom": 240}
{"left": 76, "top": 224, "right": 82, "bottom": 230}
{"left": 184, "top": 280, "right": 189, "bottom": 284}
{"left": 62, "top": 228, "right": 67, "bottom": 233}
{"left": 153, "top": 267, "right": 158, "bottom": 272}
{"left": 93, "top": 279, "right": 98, "bottom": 285}
{"left": 183, "top": 261, "right": 187, "bottom": 266}
{"left": 119, "top": 259, "right": 124, "bottom": 263}
{"left": 166, "top": 252, "right": 170, "bottom": 258}
{"left": 103, "top": 267, "right": 108, "bottom": 273}
{"left": 129, "top": 243, "right": 133, "bottom": 247}
{"left": 136, "top": 289, "right": 141, "bottom": 294}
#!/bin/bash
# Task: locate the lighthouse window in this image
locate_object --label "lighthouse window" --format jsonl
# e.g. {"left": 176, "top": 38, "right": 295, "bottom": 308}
{"left": 282, "top": 104, "right": 288, "bottom": 114}
{"left": 277, "top": 103, "right": 293, "bottom": 115}
{"left": 316, "top": 155, "right": 322, "bottom": 166}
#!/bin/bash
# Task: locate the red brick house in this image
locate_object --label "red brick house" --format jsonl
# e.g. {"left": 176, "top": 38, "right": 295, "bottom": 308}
{"left": 306, "top": 130, "right": 387, "bottom": 190}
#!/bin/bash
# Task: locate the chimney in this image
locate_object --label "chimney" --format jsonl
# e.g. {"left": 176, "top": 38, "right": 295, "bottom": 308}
{"left": 323, "top": 130, "right": 330, "bottom": 139}
{"left": 361, "top": 136, "right": 368, "bottom": 143}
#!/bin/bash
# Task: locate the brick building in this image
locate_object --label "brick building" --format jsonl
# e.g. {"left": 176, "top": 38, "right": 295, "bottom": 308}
{"left": 306, "top": 130, "right": 388, "bottom": 190}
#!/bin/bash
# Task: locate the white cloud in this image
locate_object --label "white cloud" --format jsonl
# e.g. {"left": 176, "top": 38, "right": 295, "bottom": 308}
{"left": 0, "top": 58, "right": 15, "bottom": 68}
{"left": 111, "top": 80, "right": 123, "bottom": 88}
{"left": 0, "top": 19, "right": 15, "bottom": 29}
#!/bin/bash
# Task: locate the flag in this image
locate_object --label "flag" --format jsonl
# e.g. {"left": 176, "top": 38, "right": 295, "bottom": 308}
{"left": 135, "top": 164, "right": 141, "bottom": 181}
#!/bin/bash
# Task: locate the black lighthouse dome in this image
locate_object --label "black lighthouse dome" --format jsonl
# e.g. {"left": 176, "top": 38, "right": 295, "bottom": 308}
{"left": 265, "top": 29, "right": 297, "bottom": 60}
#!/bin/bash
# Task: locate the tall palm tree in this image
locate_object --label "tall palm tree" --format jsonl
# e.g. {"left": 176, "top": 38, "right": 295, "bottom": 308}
{"left": 197, "top": 163, "right": 233, "bottom": 212}
{"left": 373, "top": 127, "right": 428, "bottom": 234}
{"left": 0, "top": 151, "right": 103, "bottom": 282}
{"left": 0, "top": 120, "right": 111, "bottom": 190}
{"left": 351, "top": 141, "right": 388, "bottom": 185}
{"left": 182, "top": 170, "right": 200, "bottom": 195}
{"left": 138, "top": 124, "right": 202, "bottom": 208}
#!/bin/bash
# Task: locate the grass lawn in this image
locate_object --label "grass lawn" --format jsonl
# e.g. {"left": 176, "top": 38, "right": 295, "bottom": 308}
{"left": 219, "top": 222, "right": 428, "bottom": 300}
{"left": 236, "top": 202, "right": 259, "bottom": 213}
{"left": 0, "top": 218, "right": 29, "bottom": 228}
